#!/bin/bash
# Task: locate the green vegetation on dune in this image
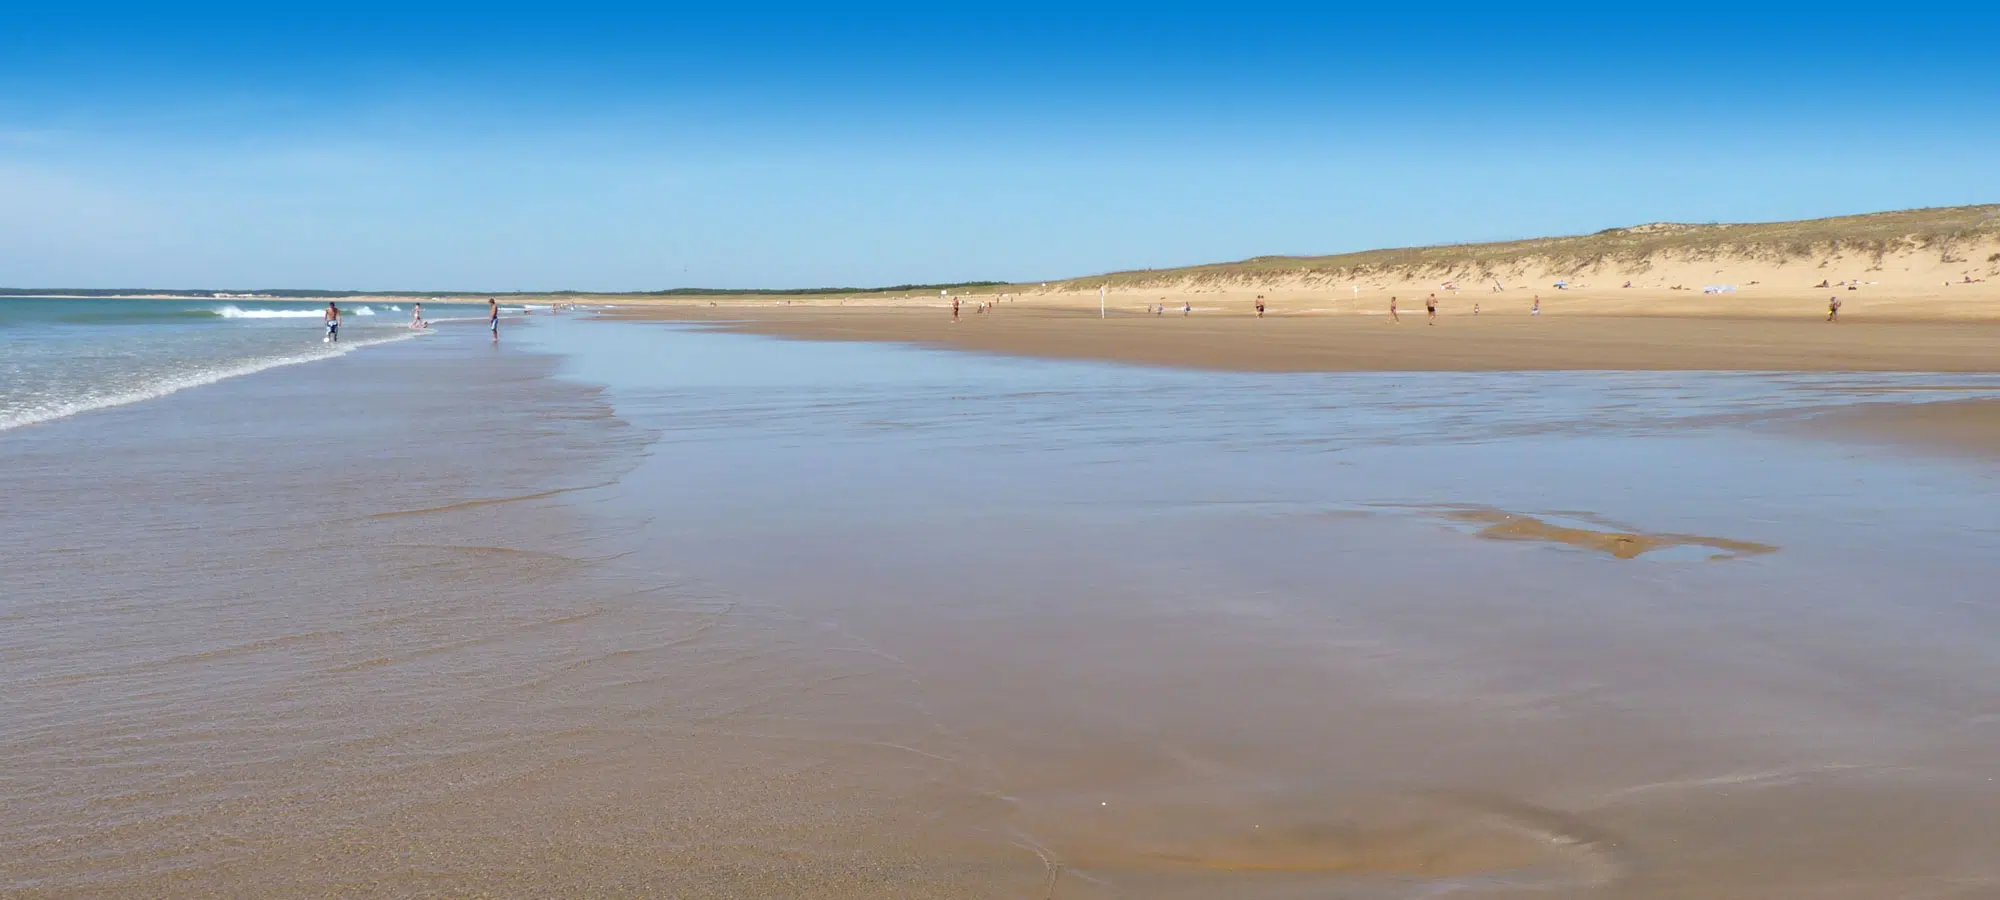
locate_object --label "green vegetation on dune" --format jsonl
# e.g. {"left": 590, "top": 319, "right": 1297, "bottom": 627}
{"left": 1055, "top": 204, "right": 2000, "bottom": 288}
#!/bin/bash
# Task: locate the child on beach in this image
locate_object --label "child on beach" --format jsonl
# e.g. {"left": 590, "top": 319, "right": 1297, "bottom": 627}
{"left": 411, "top": 303, "right": 427, "bottom": 329}
{"left": 1389, "top": 297, "right": 1400, "bottom": 323}
{"left": 1827, "top": 295, "right": 1841, "bottom": 322}
{"left": 1182, "top": 301, "right": 1191, "bottom": 317}
{"left": 1531, "top": 295, "right": 1541, "bottom": 317}
{"left": 1255, "top": 296, "right": 1266, "bottom": 318}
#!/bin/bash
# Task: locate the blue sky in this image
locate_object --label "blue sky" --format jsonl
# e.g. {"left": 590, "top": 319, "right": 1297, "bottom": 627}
{"left": 3, "top": 2, "right": 1997, "bottom": 290}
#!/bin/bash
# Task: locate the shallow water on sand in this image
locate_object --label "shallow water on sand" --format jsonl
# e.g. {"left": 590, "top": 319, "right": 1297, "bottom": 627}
{"left": 4, "top": 315, "right": 2000, "bottom": 898}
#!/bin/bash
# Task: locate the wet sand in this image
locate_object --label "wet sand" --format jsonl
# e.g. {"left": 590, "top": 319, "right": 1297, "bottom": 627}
{"left": 6, "top": 316, "right": 2000, "bottom": 898}
{"left": 1801, "top": 397, "right": 2000, "bottom": 457}
{"left": 608, "top": 304, "right": 2000, "bottom": 374}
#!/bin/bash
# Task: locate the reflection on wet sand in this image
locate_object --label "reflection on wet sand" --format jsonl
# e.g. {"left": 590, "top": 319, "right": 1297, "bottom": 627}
{"left": 6, "top": 318, "right": 2000, "bottom": 898}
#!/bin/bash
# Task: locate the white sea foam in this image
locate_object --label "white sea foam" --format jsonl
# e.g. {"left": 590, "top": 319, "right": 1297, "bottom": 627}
{"left": 206, "top": 303, "right": 377, "bottom": 318}
{"left": 209, "top": 304, "right": 322, "bottom": 319}
{"left": 0, "top": 332, "right": 420, "bottom": 432}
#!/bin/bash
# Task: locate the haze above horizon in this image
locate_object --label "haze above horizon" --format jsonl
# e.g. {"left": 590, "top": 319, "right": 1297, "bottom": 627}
{"left": 5, "top": 2, "right": 1997, "bottom": 291}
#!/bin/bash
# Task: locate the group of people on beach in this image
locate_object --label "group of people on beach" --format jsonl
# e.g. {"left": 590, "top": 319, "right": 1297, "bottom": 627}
{"left": 950, "top": 296, "right": 1004, "bottom": 321}
{"left": 321, "top": 298, "right": 502, "bottom": 343}
{"left": 1385, "top": 293, "right": 1538, "bottom": 323}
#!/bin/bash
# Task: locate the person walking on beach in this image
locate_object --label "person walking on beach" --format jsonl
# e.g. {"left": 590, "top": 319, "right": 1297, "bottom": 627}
{"left": 952, "top": 296, "right": 960, "bottom": 322}
{"left": 488, "top": 299, "right": 500, "bottom": 342}
{"left": 1182, "top": 301, "right": 1191, "bottom": 317}
{"left": 1531, "top": 295, "right": 1541, "bottom": 317}
{"left": 1389, "top": 296, "right": 1400, "bottom": 323}
{"left": 1426, "top": 293, "right": 1438, "bottom": 325}
{"left": 323, "top": 301, "right": 340, "bottom": 343}
{"left": 1827, "top": 295, "right": 1842, "bottom": 322}
{"left": 1255, "top": 296, "right": 1266, "bottom": 318}
{"left": 411, "top": 302, "right": 427, "bottom": 329}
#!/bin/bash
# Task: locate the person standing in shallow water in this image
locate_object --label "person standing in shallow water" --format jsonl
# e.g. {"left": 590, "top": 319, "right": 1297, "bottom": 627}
{"left": 323, "top": 302, "right": 340, "bottom": 343}
{"left": 488, "top": 299, "right": 500, "bottom": 342}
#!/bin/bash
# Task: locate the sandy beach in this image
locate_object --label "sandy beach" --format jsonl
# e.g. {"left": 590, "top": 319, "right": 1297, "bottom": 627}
{"left": 11, "top": 0, "right": 1999, "bottom": 889}
{"left": 607, "top": 303, "right": 2000, "bottom": 375}
{"left": 7, "top": 312, "right": 2000, "bottom": 899}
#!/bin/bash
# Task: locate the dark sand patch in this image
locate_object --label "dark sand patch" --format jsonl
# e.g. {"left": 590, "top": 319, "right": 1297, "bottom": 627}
{"left": 1801, "top": 397, "right": 2000, "bottom": 458}
{"left": 1437, "top": 507, "right": 1777, "bottom": 559}
{"left": 1017, "top": 789, "right": 1624, "bottom": 898}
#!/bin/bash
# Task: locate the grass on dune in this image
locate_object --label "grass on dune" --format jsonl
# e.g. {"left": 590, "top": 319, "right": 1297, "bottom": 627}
{"left": 1058, "top": 204, "right": 2000, "bottom": 288}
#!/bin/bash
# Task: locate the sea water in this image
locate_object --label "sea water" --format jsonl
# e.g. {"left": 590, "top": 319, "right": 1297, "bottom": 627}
{"left": 0, "top": 297, "right": 493, "bottom": 431}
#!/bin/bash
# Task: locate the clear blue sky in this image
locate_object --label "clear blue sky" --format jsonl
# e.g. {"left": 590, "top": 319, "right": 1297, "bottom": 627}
{"left": 4, "top": 2, "right": 1996, "bottom": 291}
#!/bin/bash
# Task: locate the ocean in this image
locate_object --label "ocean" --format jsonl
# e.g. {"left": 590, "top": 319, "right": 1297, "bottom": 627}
{"left": 0, "top": 297, "right": 503, "bottom": 431}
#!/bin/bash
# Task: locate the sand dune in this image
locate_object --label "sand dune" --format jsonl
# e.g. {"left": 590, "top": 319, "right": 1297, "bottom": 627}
{"left": 569, "top": 204, "right": 2000, "bottom": 323}
{"left": 1041, "top": 204, "right": 2000, "bottom": 313}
